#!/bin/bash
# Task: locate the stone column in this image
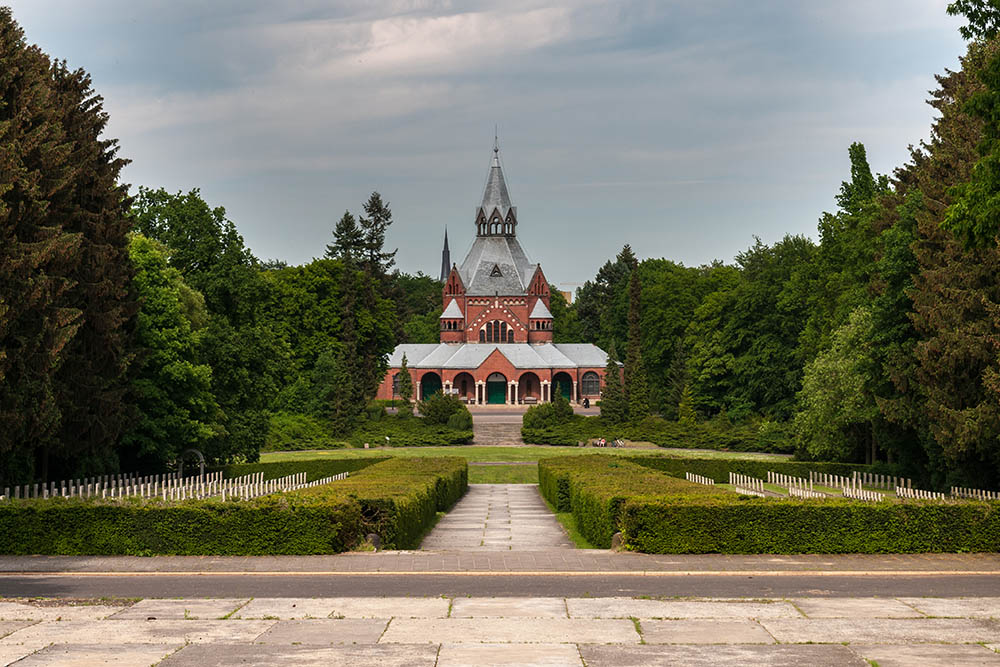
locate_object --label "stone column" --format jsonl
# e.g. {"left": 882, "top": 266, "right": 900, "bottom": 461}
{"left": 513, "top": 381, "right": 519, "bottom": 405}
{"left": 415, "top": 381, "right": 421, "bottom": 402}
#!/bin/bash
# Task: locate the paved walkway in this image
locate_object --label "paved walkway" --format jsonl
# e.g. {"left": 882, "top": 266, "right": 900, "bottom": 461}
{"left": 1, "top": 596, "right": 998, "bottom": 666}
{"left": 420, "top": 484, "right": 572, "bottom": 550}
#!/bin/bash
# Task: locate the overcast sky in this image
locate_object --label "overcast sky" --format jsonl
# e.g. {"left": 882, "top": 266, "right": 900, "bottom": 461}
{"left": 8, "top": 1, "right": 967, "bottom": 289}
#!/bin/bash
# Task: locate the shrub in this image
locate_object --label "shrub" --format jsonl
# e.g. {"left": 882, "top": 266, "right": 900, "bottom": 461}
{"left": 366, "top": 402, "right": 387, "bottom": 422}
{"left": 0, "top": 457, "right": 467, "bottom": 555}
{"left": 264, "top": 411, "right": 349, "bottom": 452}
{"left": 349, "top": 413, "right": 473, "bottom": 447}
{"left": 418, "top": 392, "right": 467, "bottom": 425}
{"left": 447, "top": 409, "right": 473, "bottom": 431}
{"left": 538, "top": 454, "right": 1000, "bottom": 554}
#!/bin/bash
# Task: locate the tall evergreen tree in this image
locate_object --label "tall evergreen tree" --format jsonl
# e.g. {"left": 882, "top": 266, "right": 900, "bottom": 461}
{"left": 359, "top": 192, "right": 397, "bottom": 279}
{"left": 397, "top": 354, "right": 414, "bottom": 416}
{"left": 623, "top": 259, "right": 650, "bottom": 420}
{"left": 599, "top": 344, "right": 627, "bottom": 424}
{"left": 326, "top": 210, "right": 364, "bottom": 263}
{"left": 47, "top": 60, "right": 135, "bottom": 480}
{"left": 0, "top": 10, "right": 78, "bottom": 486}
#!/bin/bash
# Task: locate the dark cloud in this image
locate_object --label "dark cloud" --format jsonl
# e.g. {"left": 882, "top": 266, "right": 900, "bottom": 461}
{"left": 7, "top": 0, "right": 965, "bottom": 286}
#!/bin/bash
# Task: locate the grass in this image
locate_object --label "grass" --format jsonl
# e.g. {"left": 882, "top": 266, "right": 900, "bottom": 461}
{"left": 261, "top": 445, "right": 789, "bottom": 465}
{"left": 468, "top": 464, "right": 538, "bottom": 484}
{"left": 541, "top": 495, "right": 597, "bottom": 549}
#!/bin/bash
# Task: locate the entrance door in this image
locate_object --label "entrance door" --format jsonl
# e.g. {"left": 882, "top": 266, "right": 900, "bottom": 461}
{"left": 486, "top": 372, "right": 507, "bottom": 404}
{"left": 553, "top": 373, "right": 573, "bottom": 400}
{"left": 421, "top": 373, "right": 442, "bottom": 399}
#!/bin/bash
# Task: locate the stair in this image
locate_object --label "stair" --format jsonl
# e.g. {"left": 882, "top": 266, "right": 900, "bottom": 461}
{"left": 473, "top": 422, "right": 524, "bottom": 446}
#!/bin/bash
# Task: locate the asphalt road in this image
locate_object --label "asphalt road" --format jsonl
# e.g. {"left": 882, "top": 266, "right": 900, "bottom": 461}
{"left": 3, "top": 573, "right": 999, "bottom": 599}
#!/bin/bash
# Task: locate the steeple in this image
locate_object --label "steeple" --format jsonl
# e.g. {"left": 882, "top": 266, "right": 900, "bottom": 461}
{"left": 476, "top": 137, "right": 517, "bottom": 237}
{"left": 439, "top": 228, "right": 451, "bottom": 283}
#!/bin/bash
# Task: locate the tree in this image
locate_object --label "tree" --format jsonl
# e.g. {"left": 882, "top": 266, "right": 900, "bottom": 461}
{"left": 623, "top": 259, "right": 650, "bottom": 420}
{"left": 0, "top": 10, "right": 78, "bottom": 486}
{"left": 677, "top": 383, "right": 697, "bottom": 427}
{"left": 311, "top": 343, "right": 364, "bottom": 435}
{"left": 326, "top": 210, "right": 364, "bottom": 263}
{"left": 359, "top": 192, "right": 397, "bottom": 279}
{"left": 600, "top": 344, "right": 627, "bottom": 424}
{"left": 47, "top": 60, "right": 136, "bottom": 480}
{"left": 120, "top": 235, "right": 222, "bottom": 472}
{"left": 549, "top": 286, "right": 583, "bottom": 342}
{"left": 397, "top": 354, "right": 413, "bottom": 416}
{"left": 794, "top": 306, "right": 879, "bottom": 462}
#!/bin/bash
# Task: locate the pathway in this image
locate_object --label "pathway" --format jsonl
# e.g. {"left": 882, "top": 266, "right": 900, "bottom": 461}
{"left": 420, "top": 484, "right": 572, "bottom": 550}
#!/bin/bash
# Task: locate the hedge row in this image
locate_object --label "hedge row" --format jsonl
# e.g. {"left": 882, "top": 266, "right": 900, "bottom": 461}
{"left": 0, "top": 457, "right": 467, "bottom": 555}
{"left": 538, "top": 455, "right": 1000, "bottom": 553}
{"left": 523, "top": 416, "right": 794, "bottom": 454}
{"left": 349, "top": 416, "right": 473, "bottom": 447}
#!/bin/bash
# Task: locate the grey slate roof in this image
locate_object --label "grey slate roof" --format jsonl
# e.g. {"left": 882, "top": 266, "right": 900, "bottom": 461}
{"left": 387, "top": 343, "right": 608, "bottom": 370}
{"left": 480, "top": 151, "right": 514, "bottom": 220}
{"left": 529, "top": 300, "right": 553, "bottom": 319}
{"left": 458, "top": 236, "right": 537, "bottom": 296}
{"left": 440, "top": 299, "right": 463, "bottom": 319}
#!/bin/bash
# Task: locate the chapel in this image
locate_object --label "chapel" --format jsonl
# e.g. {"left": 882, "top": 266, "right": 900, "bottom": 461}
{"left": 376, "top": 141, "right": 610, "bottom": 405}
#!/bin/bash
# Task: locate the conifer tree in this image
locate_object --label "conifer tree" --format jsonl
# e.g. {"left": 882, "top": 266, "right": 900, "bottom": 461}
{"left": 397, "top": 354, "right": 413, "bottom": 416}
{"left": 0, "top": 10, "right": 78, "bottom": 486}
{"left": 359, "top": 192, "right": 397, "bottom": 278}
{"left": 47, "top": 60, "right": 135, "bottom": 479}
{"left": 326, "top": 210, "right": 364, "bottom": 263}
{"left": 677, "top": 383, "right": 697, "bottom": 426}
{"left": 599, "top": 344, "right": 627, "bottom": 424}
{"left": 623, "top": 259, "right": 650, "bottom": 421}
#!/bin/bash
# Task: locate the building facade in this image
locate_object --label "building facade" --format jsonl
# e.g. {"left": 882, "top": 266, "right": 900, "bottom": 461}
{"left": 376, "top": 143, "right": 610, "bottom": 405}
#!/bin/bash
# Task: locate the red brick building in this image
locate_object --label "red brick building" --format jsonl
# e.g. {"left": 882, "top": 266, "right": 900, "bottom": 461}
{"left": 376, "top": 143, "right": 610, "bottom": 405}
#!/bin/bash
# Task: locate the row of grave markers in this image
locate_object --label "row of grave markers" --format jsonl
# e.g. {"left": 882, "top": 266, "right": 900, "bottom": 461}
{"left": 1, "top": 470, "right": 349, "bottom": 503}
{"left": 728, "top": 472, "right": 767, "bottom": 497}
{"left": 2, "top": 471, "right": 183, "bottom": 501}
{"left": 684, "top": 472, "right": 714, "bottom": 486}
{"left": 809, "top": 470, "right": 912, "bottom": 491}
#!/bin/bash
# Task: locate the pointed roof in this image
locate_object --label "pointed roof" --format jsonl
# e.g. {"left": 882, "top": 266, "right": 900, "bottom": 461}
{"left": 458, "top": 235, "right": 536, "bottom": 295}
{"left": 440, "top": 299, "right": 463, "bottom": 319}
{"left": 439, "top": 228, "right": 451, "bottom": 283}
{"left": 529, "top": 300, "right": 553, "bottom": 319}
{"left": 479, "top": 140, "right": 515, "bottom": 221}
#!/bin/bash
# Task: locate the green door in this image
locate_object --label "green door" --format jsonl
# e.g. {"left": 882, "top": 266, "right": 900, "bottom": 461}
{"left": 553, "top": 375, "right": 572, "bottom": 399}
{"left": 487, "top": 381, "right": 506, "bottom": 404}
{"left": 421, "top": 373, "right": 442, "bottom": 399}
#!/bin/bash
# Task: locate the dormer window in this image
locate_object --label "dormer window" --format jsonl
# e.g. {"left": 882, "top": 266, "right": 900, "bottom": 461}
{"left": 490, "top": 264, "right": 503, "bottom": 278}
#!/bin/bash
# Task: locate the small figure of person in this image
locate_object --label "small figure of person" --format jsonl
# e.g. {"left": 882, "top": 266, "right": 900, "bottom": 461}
{"left": 583, "top": 397, "right": 590, "bottom": 409}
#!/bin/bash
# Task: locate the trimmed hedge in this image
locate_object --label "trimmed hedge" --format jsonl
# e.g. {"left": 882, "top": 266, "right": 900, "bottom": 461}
{"left": 523, "top": 415, "right": 795, "bottom": 454}
{"left": 349, "top": 415, "right": 473, "bottom": 447}
{"left": 0, "top": 457, "right": 467, "bottom": 555}
{"left": 538, "top": 454, "right": 1000, "bottom": 553}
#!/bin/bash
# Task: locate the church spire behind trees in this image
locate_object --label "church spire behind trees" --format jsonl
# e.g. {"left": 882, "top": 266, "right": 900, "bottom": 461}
{"left": 440, "top": 227, "right": 450, "bottom": 283}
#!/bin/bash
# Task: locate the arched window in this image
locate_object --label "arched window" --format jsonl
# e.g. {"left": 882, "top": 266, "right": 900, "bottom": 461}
{"left": 507, "top": 329, "right": 514, "bottom": 342}
{"left": 479, "top": 329, "right": 485, "bottom": 343}
{"left": 581, "top": 371, "right": 600, "bottom": 396}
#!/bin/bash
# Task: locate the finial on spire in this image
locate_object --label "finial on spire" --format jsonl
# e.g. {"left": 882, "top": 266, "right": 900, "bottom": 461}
{"left": 494, "top": 125, "right": 499, "bottom": 154}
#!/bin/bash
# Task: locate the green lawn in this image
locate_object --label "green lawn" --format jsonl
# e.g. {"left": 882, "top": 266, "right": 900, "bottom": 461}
{"left": 261, "top": 445, "right": 789, "bottom": 465}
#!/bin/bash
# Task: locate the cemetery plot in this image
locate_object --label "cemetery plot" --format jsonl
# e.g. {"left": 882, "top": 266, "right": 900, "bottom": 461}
{"left": 538, "top": 454, "right": 1000, "bottom": 554}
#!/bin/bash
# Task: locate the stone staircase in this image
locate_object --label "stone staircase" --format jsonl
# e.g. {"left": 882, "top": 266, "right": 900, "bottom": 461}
{"left": 473, "top": 421, "right": 525, "bottom": 445}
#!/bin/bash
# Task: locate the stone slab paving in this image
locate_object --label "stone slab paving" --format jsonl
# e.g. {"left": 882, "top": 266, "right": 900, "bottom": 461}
{"left": 0, "top": 602, "right": 120, "bottom": 621}
{"left": 898, "top": 596, "right": 1000, "bottom": 617}
{"left": 1, "top": 597, "right": 998, "bottom": 665}
{"left": 851, "top": 644, "right": 1000, "bottom": 666}
{"left": 420, "top": 484, "right": 573, "bottom": 551}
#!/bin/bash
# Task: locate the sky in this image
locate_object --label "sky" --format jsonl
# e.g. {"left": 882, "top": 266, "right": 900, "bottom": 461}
{"left": 7, "top": 1, "right": 968, "bottom": 291}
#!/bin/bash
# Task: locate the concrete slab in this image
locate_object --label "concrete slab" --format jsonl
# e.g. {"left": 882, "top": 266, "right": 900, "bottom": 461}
{"left": 0, "top": 602, "right": 121, "bottom": 621}
{"left": 761, "top": 617, "right": 1000, "bottom": 644}
{"left": 159, "top": 643, "right": 439, "bottom": 666}
{"left": 0, "top": 619, "right": 275, "bottom": 645}
{"left": 253, "top": 619, "right": 388, "bottom": 644}
{"left": 851, "top": 643, "right": 1000, "bottom": 666}
{"left": 0, "top": 621, "right": 33, "bottom": 640}
{"left": 450, "top": 598, "right": 567, "bottom": 618}
{"left": 380, "top": 618, "right": 639, "bottom": 644}
{"left": 579, "top": 644, "right": 867, "bottom": 667}
{"left": 566, "top": 598, "right": 801, "bottom": 619}
{"left": 235, "top": 598, "right": 338, "bottom": 619}
{"left": 109, "top": 598, "right": 248, "bottom": 620}
{"left": 639, "top": 619, "right": 775, "bottom": 644}
{"left": 791, "top": 597, "right": 925, "bottom": 618}
{"left": 0, "top": 645, "right": 41, "bottom": 665}
{"left": 13, "top": 643, "right": 181, "bottom": 666}
{"left": 437, "top": 643, "right": 582, "bottom": 666}
{"left": 898, "top": 597, "right": 1000, "bottom": 618}
{"left": 329, "top": 597, "right": 449, "bottom": 618}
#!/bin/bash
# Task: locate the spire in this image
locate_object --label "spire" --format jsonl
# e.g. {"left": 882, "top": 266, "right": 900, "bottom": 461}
{"left": 477, "top": 135, "right": 517, "bottom": 237}
{"left": 440, "top": 227, "right": 451, "bottom": 283}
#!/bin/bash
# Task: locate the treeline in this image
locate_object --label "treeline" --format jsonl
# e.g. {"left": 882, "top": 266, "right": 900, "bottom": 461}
{"left": 561, "top": 10, "right": 1000, "bottom": 489}
{"left": 0, "top": 10, "right": 441, "bottom": 487}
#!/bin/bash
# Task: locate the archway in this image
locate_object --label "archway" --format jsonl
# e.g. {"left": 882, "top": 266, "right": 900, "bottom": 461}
{"left": 453, "top": 372, "right": 475, "bottom": 403}
{"left": 581, "top": 371, "right": 601, "bottom": 397}
{"left": 553, "top": 372, "right": 573, "bottom": 400}
{"left": 519, "top": 372, "right": 540, "bottom": 403}
{"left": 421, "top": 372, "right": 442, "bottom": 400}
{"left": 486, "top": 372, "right": 508, "bottom": 405}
